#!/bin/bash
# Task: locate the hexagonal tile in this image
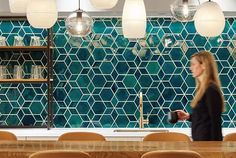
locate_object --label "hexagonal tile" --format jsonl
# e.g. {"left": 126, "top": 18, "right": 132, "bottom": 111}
{"left": 115, "top": 62, "right": 129, "bottom": 74}
{"left": 193, "top": 35, "right": 207, "bottom": 47}
{"left": 162, "top": 61, "right": 176, "bottom": 74}
{"left": 69, "top": 61, "right": 82, "bottom": 74}
{"left": 115, "top": 89, "right": 129, "bottom": 102}
{"left": 93, "top": 21, "right": 106, "bottom": 34}
{"left": 169, "top": 22, "right": 184, "bottom": 34}
{"left": 92, "top": 48, "right": 106, "bottom": 61}
{"left": 68, "top": 88, "right": 82, "bottom": 102}
{"left": 53, "top": 34, "right": 68, "bottom": 47}
{"left": 146, "top": 35, "right": 160, "bottom": 47}
{"left": 138, "top": 75, "right": 153, "bottom": 88}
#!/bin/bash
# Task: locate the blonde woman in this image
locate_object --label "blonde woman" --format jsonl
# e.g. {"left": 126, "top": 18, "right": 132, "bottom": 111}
{"left": 177, "top": 51, "right": 225, "bottom": 141}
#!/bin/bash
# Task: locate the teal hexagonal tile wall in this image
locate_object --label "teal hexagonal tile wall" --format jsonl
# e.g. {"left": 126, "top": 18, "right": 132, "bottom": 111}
{"left": 0, "top": 18, "right": 236, "bottom": 128}
{"left": 0, "top": 20, "right": 48, "bottom": 126}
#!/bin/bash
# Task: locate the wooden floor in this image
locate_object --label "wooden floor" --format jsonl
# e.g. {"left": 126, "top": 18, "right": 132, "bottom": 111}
{"left": 0, "top": 141, "right": 236, "bottom": 158}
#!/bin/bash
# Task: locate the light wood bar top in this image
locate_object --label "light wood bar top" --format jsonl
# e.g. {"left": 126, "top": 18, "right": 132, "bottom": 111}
{"left": 0, "top": 141, "right": 236, "bottom": 158}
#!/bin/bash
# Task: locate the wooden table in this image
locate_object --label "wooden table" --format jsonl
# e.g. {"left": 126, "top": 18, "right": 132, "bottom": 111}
{"left": 0, "top": 141, "right": 236, "bottom": 158}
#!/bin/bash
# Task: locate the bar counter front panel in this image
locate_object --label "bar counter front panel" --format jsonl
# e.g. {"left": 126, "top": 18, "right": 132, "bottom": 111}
{"left": 0, "top": 141, "right": 236, "bottom": 158}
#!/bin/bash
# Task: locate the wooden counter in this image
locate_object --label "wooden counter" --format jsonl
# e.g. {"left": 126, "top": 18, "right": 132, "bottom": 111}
{"left": 0, "top": 141, "right": 236, "bottom": 158}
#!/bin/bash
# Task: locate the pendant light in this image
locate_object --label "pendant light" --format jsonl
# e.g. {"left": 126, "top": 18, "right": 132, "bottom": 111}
{"left": 9, "top": 0, "right": 30, "bottom": 13}
{"left": 90, "top": 0, "right": 118, "bottom": 9}
{"left": 65, "top": 0, "right": 93, "bottom": 37}
{"left": 194, "top": 0, "right": 225, "bottom": 37}
{"left": 170, "top": 0, "right": 198, "bottom": 22}
{"left": 122, "top": 0, "right": 146, "bottom": 39}
{"left": 27, "top": 0, "right": 58, "bottom": 28}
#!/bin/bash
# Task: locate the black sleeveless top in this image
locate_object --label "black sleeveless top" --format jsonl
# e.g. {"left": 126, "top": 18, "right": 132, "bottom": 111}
{"left": 190, "top": 83, "right": 223, "bottom": 141}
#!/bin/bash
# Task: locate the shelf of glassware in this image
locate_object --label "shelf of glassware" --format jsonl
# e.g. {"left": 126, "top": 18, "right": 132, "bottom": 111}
{"left": 0, "top": 46, "right": 49, "bottom": 51}
{"left": 0, "top": 78, "right": 48, "bottom": 83}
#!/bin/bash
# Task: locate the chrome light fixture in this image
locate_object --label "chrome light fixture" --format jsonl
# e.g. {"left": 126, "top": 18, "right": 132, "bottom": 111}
{"left": 194, "top": 0, "right": 225, "bottom": 37}
{"left": 122, "top": 0, "right": 146, "bottom": 39}
{"left": 170, "top": 0, "right": 198, "bottom": 22}
{"left": 90, "top": 0, "right": 118, "bottom": 9}
{"left": 27, "top": 0, "right": 58, "bottom": 28}
{"left": 65, "top": 0, "right": 93, "bottom": 37}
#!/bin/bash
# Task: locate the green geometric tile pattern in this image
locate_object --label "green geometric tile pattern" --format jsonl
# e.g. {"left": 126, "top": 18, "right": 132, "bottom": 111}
{"left": 1, "top": 18, "right": 236, "bottom": 128}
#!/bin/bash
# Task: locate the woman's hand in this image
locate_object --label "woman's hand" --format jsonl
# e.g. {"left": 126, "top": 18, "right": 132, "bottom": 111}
{"left": 175, "top": 110, "right": 190, "bottom": 120}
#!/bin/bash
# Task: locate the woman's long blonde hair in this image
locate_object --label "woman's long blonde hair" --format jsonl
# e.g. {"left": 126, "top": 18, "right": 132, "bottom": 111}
{"left": 191, "top": 51, "right": 225, "bottom": 112}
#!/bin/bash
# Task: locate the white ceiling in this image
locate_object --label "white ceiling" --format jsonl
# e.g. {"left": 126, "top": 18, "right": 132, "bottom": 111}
{"left": 0, "top": 0, "right": 236, "bottom": 17}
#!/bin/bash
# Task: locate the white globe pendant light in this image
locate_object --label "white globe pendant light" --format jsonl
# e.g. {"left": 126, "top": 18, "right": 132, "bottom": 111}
{"left": 90, "top": 0, "right": 118, "bottom": 9}
{"left": 194, "top": 0, "right": 225, "bottom": 37}
{"left": 122, "top": 0, "right": 146, "bottom": 39}
{"left": 9, "top": 0, "right": 30, "bottom": 13}
{"left": 27, "top": 0, "right": 58, "bottom": 28}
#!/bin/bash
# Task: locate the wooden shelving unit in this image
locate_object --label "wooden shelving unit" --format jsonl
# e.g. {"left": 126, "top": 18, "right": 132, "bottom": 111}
{"left": 0, "top": 17, "right": 54, "bottom": 129}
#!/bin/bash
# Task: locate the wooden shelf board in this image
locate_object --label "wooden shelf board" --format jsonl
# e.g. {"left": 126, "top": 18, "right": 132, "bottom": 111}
{"left": 0, "top": 79, "right": 47, "bottom": 83}
{"left": 0, "top": 46, "right": 50, "bottom": 51}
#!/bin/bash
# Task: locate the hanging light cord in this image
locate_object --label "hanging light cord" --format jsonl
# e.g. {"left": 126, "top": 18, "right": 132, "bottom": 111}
{"left": 78, "top": 0, "right": 80, "bottom": 10}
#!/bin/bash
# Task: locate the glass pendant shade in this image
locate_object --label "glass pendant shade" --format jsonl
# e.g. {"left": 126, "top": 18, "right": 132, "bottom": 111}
{"left": 9, "top": 0, "right": 30, "bottom": 13}
{"left": 90, "top": 0, "right": 118, "bottom": 9}
{"left": 122, "top": 0, "right": 146, "bottom": 39}
{"left": 194, "top": 1, "right": 225, "bottom": 37}
{"left": 170, "top": 0, "right": 198, "bottom": 22}
{"left": 65, "top": 10, "right": 93, "bottom": 37}
{"left": 27, "top": 0, "right": 58, "bottom": 28}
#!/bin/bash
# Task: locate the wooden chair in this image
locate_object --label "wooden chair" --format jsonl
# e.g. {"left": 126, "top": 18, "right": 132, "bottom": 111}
{"left": 224, "top": 133, "right": 236, "bottom": 141}
{"left": 29, "top": 150, "right": 90, "bottom": 158}
{"left": 141, "top": 150, "right": 202, "bottom": 158}
{"left": 0, "top": 131, "right": 17, "bottom": 141}
{"left": 143, "top": 132, "right": 191, "bottom": 141}
{"left": 58, "top": 132, "right": 106, "bottom": 141}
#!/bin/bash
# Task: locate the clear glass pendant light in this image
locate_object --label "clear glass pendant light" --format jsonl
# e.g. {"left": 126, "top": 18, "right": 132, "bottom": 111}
{"left": 65, "top": 0, "right": 93, "bottom": 37}
{"left": 170, "top": 0, "right": 199, "bottom": 22}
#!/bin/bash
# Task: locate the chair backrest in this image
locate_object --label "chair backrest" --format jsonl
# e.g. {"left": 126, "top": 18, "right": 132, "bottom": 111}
{"left": 143, "top": 132, "right": 191, "bottom": 141}
{"left": 224, "top": 133, "right": 236, "bottom": 141}
{"left": 29, "top": 150, "right": 91, "bottom": 158}
{"left": 0, "top": 131, "right": 17, "bottom": 141}
{"left": 141, "top": 150, "right": 203, "bottom": 158}
{"left": 58, "top": 132, "right": 106, "bottom": 141}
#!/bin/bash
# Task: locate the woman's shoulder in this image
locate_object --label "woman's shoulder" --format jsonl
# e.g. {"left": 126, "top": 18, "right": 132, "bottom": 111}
{"left": 204, "top": 82, "right": 224, "bottom": 111}
{"left": 206, "top": 82, "right": 221, "bottom": 95}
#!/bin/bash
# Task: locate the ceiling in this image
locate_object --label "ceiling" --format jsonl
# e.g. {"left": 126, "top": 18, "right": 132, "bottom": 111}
{"left": 0, "top": 0, "right": 236, "bottom": 17}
